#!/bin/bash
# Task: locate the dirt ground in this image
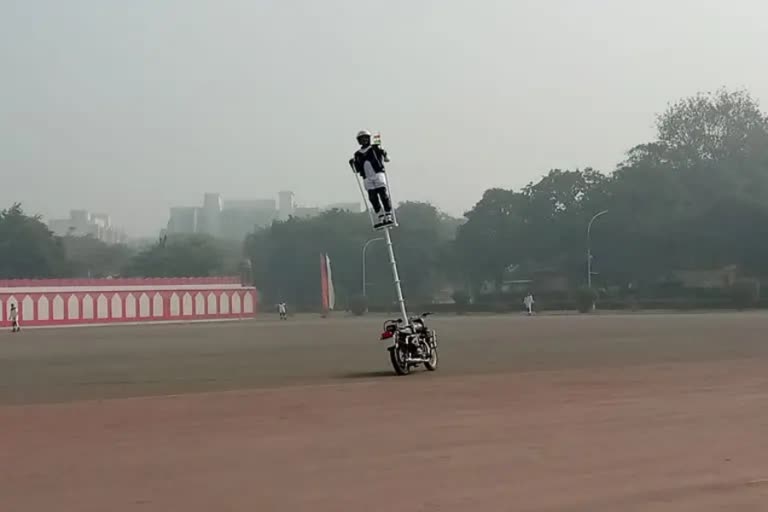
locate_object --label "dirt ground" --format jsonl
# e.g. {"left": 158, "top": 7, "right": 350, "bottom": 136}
{"left": 2, "top": 313, "right": 768, "bottom": 510}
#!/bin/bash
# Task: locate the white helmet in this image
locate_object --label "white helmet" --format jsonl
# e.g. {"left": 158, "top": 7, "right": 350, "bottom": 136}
{"left": 356, "top": 130, "right": 372, "bottom": 140}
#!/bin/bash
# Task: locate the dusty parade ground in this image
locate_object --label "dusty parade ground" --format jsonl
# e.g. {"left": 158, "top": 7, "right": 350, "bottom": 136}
{"left": 2, "top": 312, "right": 768, "bottom": 511}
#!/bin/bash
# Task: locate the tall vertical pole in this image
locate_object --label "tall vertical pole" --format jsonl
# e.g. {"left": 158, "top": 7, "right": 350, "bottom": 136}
{"left": 587, "top": 237, "right": 592, "bottom": 289}
{"left": 362, "top": 249, "right": 367, "bottom": 299}
{"left": 587, "top": 210, "right": 609, "bottom": 288}
{"left": 383, "top": 226, "right": 409, "bottom": 323}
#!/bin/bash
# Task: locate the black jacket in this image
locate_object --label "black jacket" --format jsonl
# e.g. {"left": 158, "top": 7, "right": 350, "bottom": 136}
{"left": 350, "top": 145, "right": 388, "bottom": 179}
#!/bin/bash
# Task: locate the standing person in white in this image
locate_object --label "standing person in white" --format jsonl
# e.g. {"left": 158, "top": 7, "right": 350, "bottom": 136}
{"left": 277, "top": 302, "right": 287, "bottom": 321}
{"left": 9, "top": 303, "right": 20, "bottom": 332}
{"left": 350, "top": 130, "right": 394, "bottom": 228}
{"left": 523, "top": 293, "right": 535, "bottom": 316}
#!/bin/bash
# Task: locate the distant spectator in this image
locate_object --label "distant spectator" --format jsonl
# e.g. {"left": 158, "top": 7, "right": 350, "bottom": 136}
{"left": 523, "top": 293, "right": 535, "bottom": 316}
{"left": 9, "top": 303, "right": 20, "bottom": 333}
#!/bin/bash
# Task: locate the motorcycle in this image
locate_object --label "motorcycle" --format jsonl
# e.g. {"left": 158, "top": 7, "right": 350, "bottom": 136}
{"left": 380, "top": 312, "right": 438, "bottom": 375}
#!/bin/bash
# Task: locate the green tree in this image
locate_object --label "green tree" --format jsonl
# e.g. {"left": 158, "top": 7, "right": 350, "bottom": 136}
{"left": 245, "top": 210, "right": 371, "bottom": 310}
{"left": 0, "top": 204, "right": 68, "bottom": 279}
{"left": 596, "top": 88, "right": 768, "bottom": 284}
{"left": 522, "top": 168, "right": 609, "bottom": 274}
{"left": 245, "top": 86, "right": 768, "bottom": 309}
{"left": 655, "top": 88, "right": 768, "bottom": 166}
{"left": 522, "top": 168, "right": 608, "bottom": 222}
{"left": 243, "top": 203, "right": 455, "bottom": 310}
{"left": 122, "top": 234, "right": 228, "bottom": 278}
{"left": 455, "top": 189, "right": 527, "bottom": 294}
{"left": 62, "top": 235, "right": 135, "bottom": 278}
{"left": 456, "top": 169, "right": 609, "bottom": 294}
{"left": 390, "top": 202, "right": 447, "bottom": 303}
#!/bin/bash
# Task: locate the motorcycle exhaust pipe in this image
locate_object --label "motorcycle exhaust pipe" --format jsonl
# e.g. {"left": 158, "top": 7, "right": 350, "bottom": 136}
{"left": 406, "top": 357, "right": 429, "bottom": 364}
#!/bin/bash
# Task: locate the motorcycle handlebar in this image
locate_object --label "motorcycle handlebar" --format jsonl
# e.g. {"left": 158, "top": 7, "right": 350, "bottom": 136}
{"left": 392, "top": 312, "right": 432, "bottom": 324}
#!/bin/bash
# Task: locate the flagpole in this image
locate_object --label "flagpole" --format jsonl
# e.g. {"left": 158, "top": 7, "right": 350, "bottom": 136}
{"left": 320, "top": 253, "right": 329, "bottom": 316}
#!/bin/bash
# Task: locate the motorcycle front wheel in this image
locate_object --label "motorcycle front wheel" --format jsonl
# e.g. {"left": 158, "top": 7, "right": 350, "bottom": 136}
{"left": 424, "top": 344, "right": 439, "bottom": 371}
{"left": 389, "top": 345, "right": 410, "bottom": 375}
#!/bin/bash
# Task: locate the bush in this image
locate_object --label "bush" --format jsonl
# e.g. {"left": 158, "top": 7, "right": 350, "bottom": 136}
{"left": 451, "top": 290, "right": 471, "bottom": 314}
{"left": 452, "top": 289, "right": 470, "bottom": 305}
{"left": 575, "top": 287, "right": 598, "bottom": 313}
{"left": 349, "top": 294, "right": 368, "bottom": 316}
{"left": 731, "top": 279, "right": 760, "bottom": 310}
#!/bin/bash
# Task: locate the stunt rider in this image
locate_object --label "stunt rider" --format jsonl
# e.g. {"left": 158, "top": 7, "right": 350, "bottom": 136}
{"left": 350, "top": 130, "right": 394, "bottom": 228}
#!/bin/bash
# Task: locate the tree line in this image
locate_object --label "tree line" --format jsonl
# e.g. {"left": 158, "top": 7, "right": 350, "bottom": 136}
{"left": 0, "top": 204, "right": 241, "bottom": 280}
{"left": 245, "top": 88, "right": 768, "bottom": 309}
{"left": 4, "top": 88, "right": 768, "bottom": 310}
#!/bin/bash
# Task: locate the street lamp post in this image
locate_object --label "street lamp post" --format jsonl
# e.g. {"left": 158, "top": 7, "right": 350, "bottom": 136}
{"left": 362, "top": 237, "right": 384, "bottom": 298}
{"left": 587, "top": 210, "right": 609, "bottom": 289}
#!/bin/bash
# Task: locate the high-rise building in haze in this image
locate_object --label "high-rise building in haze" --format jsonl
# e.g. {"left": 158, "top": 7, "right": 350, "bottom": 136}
{"left": 278, "top": 191, "right": 295, "bottom": 220}
{"left": 167, "top": 194, "right": 278, "bottom": 240}
{"left": 200, "top": 193, "right": 223, "bottom": 237}
{"left": 49, "top": 209, "right": 127, "bottom": 244}
{"left": 166, "top": 191, "right": 358, "bottom": 239}
{"left": 167, "top": 207, "right": 199, "bottom": 235}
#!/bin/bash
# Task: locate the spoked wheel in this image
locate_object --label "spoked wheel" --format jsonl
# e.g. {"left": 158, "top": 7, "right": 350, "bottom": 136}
{"left": 424, "top": 344, "right": 438, "bottom": 371}
{"left": 424, "top": 330, "right": 439, "bottom": 371}
{"left": 389, "top": 345, "right": 410, "bottom": 376}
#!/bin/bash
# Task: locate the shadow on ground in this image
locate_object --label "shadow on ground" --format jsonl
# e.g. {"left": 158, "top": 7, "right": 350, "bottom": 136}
{"left": 338, "top": 370, "right": 398, "bottom": 380}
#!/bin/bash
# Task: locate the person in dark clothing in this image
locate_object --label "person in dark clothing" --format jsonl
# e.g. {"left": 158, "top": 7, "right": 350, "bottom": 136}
{"left": 350, "top": 130, "right": 394, "bottom": 228}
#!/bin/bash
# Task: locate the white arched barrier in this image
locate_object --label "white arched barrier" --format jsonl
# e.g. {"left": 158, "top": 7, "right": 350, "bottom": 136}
{"left": 83, "top": 295, "right": 94, "bottom": 319}
{"left": 232, "top": 293, "right": 242, "bottom": 314}
{"left": 170, "top": 294, "right": 181, "bottom": 317}
{"left": 38, "top": 296, "right": 50, "bottom": 321}
{"left": 125, "top": 294, "right": 137, "bottom": 318}
{"left": 97, "top": 295, "right": 109, "bottom": 319}
{"left": 139, "top": 294, "right": 150, "bottom": 317}
{"left": 195, "top": 293, "right": 205, "bottom": 315}
{"left": 111, "top": 294, "right": 123, "bottom": 319}
{"left": 244, "top": 293, "right": 254, "bottom": 314}
{"left": 0, "top": 278, "right": 258, "bottom": 327}
{"left": 52, "top": 295, "right": 64, "bottom": 320}
{"left": 153, "top": 294, "right": 164, "bottom": 317}
{"left": 68, "top": 295, "right": 79, "bottom": 319}
{"left": 182, "top": 293, "right": 193, "bottom": 316}
{"left": 22, "top": 296, "right": 34, "bottom": 321}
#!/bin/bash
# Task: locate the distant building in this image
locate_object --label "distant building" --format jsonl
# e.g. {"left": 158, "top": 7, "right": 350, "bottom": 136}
{"left": 326, "top": 202, "right": 361, "bottom": 213}
{"left": 293, "top": 206, "right": 322, "bottom": 218}
{"left": 167, "top": 207, "right": 200, "bottom": 235}
{"left": 226, "top": 198, "right": 276, "bottom": 211}
{"left": 49, "top": 210, "right": 126, "bottom": 244}
{"left": 167, "top": 193, "right": 278, "bottom": 240}
{"left": 166, "top": 192, "right": 361, "bottom": 239}
{"left": 278, "top": 191, "right": 295, "bottom": 220}
{"left": 200, "top": 193, "right": 223, "bottom": 237}
{"left": 220, "top": 198, "right": 278, "bottom": 240}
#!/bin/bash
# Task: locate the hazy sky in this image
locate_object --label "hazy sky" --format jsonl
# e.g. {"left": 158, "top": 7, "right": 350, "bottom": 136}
{"left": 2, "top": 0, "right": 767, "bottom": 235}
